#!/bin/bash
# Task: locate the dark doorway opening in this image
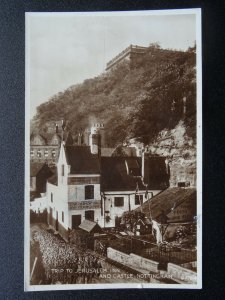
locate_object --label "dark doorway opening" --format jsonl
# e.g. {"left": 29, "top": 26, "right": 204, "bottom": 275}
{"left": 72, "top": 215, "right": 81, "bottom": 229}
{"left": 56, "top": 211, "right": 58, "bottom": 231}
{"left": 49, "top": 207, "right": 53, "bottom": 226}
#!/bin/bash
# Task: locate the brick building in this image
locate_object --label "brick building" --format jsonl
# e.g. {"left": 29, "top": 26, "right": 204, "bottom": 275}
{"left": 30, "top": 121, "right": 73, "bottom": 164}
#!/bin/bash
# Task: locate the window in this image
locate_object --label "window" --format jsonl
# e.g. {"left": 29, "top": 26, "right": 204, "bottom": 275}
{"left": 114, "top": 197, "right": 124, "bottom": 207}
{"left": 62, "top": 211, "right": 64, "bottom": 222}
{"left": 85, "top": 210, "right": 94, "bottom": 221}
{"left": 51, "top": 193, "right": 53, "bottom": 203}
{"left": 52, "top": 150, "right": 56, "bottom": 157}
{"left": 30, "top": 177, "right": 35, "bottom": 187}
{"left": 44, "top": 150, "right": 48, "bottom": 157}
{"left": 85, "top": 185, "right": 94, "bottom": 199}
{"left": 135, "top": 195, "right": 143, "bottom": 205}
{"left": 178, "top": 182, "right": 186, "bottom": 187}
{"left": 37, "top": 150, "right": 41, "bottom": 157}
{"left": 30, "top": 150, "right": 34, "bottom": 157}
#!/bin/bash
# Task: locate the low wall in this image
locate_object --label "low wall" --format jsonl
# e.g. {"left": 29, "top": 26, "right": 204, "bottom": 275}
{"left": 130, "top": 254, "right": 159, "bottom": 273}
{"left": 167, "top": 262, "right": 197, "bottom": 284}
{"left": 107, "top": 247, "right": 159, "bottom": 273}
{"left": 181, "top": 261, "right": 197, "bottom": 270}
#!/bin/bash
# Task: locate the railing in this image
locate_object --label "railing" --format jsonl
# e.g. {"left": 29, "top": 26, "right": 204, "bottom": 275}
{"left": 106, "top": 45, "right": 148, "bottom": 69}
{"left": 107, "top": 237, "right": 196, "bottom": 267}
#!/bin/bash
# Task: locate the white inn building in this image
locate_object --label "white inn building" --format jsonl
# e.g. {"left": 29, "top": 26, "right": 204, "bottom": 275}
{"left": 46, "top": 123, "right": 170, "bottom": 240}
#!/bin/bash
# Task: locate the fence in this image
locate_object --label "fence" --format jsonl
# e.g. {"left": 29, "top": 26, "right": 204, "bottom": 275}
{"left": 30, "top": 209, "right": 47, "bottom": 224}
{"left": 107, "top": 236, "right": 196, "bottom": 270}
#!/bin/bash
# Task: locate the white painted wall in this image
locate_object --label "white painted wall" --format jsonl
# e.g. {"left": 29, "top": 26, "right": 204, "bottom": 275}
{"left": 103, "top": 190, "right": 161, "bottom": 227}
{"left": 68, "top": 183, "right": 101, "bottom": 202}
{"left": 68, "top": 208, "right": 102, "bottom": 229}
{"left": 30, "top": 195, "right": 47, "bottom": 213}
{"left": 47, "top": 182, "right": 69, "bottom": 230}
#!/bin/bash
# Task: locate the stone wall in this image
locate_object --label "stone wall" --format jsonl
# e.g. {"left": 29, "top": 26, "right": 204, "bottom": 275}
{"left": 167, "top": 262, "right": 197, "bottom": 284}
{"left": 107, "top": 247, "right": 159, "bottom": 273}
{"left": 148, "top": 121, "right": 196, "bottom": 188}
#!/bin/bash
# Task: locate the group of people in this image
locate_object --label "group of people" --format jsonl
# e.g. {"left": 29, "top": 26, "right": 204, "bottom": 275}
{"left": 32, "top": 227, "right": 103, "bottom": 284}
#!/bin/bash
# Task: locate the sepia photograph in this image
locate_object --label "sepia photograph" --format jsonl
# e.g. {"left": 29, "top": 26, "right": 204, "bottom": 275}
{"left": 25, "top": 9, "right": 202, "bottom": 291}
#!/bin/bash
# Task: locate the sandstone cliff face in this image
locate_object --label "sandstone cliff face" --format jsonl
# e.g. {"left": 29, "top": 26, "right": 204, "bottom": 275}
{"left": 148, "top": 121, "right": 196, "bottom": 187}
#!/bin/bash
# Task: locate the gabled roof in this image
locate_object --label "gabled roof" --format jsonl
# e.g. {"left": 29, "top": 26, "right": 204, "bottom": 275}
{"left": 65, "top": 146, "right": 100, "bottom": 174}
{"left": 101, "top": 148, "right": 115, "bottom": 156}
{"left": 79, "top": 220, "right": 102, "bottom": 233}
{"left": 30, "top": 133, "right": 47, "bottom": 146}
{"left": 125, "top": 158, "right": 139, "bottom": 169}
{"left": 47, "top": 167, "right": 58, "bottom": 186}
{"left": 140, "top": 155, "right": 169, "bottom": 190}
{"left": 135, "top": 187, "right": 196, "bottom": 222}
{"left": 101, "top": 157, "right": 145, "bottom": 191}
{"left": 30, "top": 162, "right": 46, "bottom": 176}
{"left": 48, "top": 133, "right": 61, "bottom": 145}
{"left": 30, "top": 130, "right": 73, "bottom": 146}
{"left": 101, "top": 146, "right": 137, "bottom": 157}
{"left": 122, "top": 147, "right": 137, "bottom": 157}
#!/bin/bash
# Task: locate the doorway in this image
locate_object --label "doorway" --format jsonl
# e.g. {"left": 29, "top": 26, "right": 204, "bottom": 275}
{"left": 72, "top": 215, "right": 81, "bottom": 229}
{"left": 55, "top": 211, "right": 58, "bottom": 231}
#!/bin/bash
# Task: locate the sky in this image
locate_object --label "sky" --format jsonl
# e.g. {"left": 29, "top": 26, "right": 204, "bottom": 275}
{"left": 26, "top": 11, "right": 197, "bottom": 117}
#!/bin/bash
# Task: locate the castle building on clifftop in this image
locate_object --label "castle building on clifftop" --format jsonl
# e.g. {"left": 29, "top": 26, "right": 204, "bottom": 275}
{"left": 106, "top": 44, "right": 148, "bottom": 71}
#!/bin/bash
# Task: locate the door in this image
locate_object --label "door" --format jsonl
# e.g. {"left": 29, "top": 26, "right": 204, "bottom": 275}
{"left": 49, "top": 207, "right": 53, "bottom": 226}
{"left": 72, "top": 215, "right": 81, "bottom": 229}
{"left": 55, "top": 211, "right": 58, "bottom": 231}
{"left": 85, "top": 210, "right": 94, "bottom": 221}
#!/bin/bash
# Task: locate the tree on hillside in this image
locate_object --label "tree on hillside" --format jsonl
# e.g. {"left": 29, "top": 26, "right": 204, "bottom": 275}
{"left": 33, "top": 46, "right": 196, "bottom": 146}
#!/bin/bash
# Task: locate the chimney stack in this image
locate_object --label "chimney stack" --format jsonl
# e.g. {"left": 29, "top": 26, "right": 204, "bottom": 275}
{"left": 142, "top": 147, "right": 149, "bottom": 184}
{"left": 78, "top": 133, "right": 82, "bottom": 146}
{"left": 183, "top": 96, "right": 187, "bottom": 119}
{"left": 89, "top": 123, "right": 103, "bottom": 155}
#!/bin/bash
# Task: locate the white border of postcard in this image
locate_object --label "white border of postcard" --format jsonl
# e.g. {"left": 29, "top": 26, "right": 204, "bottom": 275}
{"left": 24, "top": 8, "right": 202, "bottom": 291}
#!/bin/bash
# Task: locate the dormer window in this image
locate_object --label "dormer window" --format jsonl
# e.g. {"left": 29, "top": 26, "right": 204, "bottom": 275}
{"left": 125, "top": 159, "right": 140, "bottom": 176}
